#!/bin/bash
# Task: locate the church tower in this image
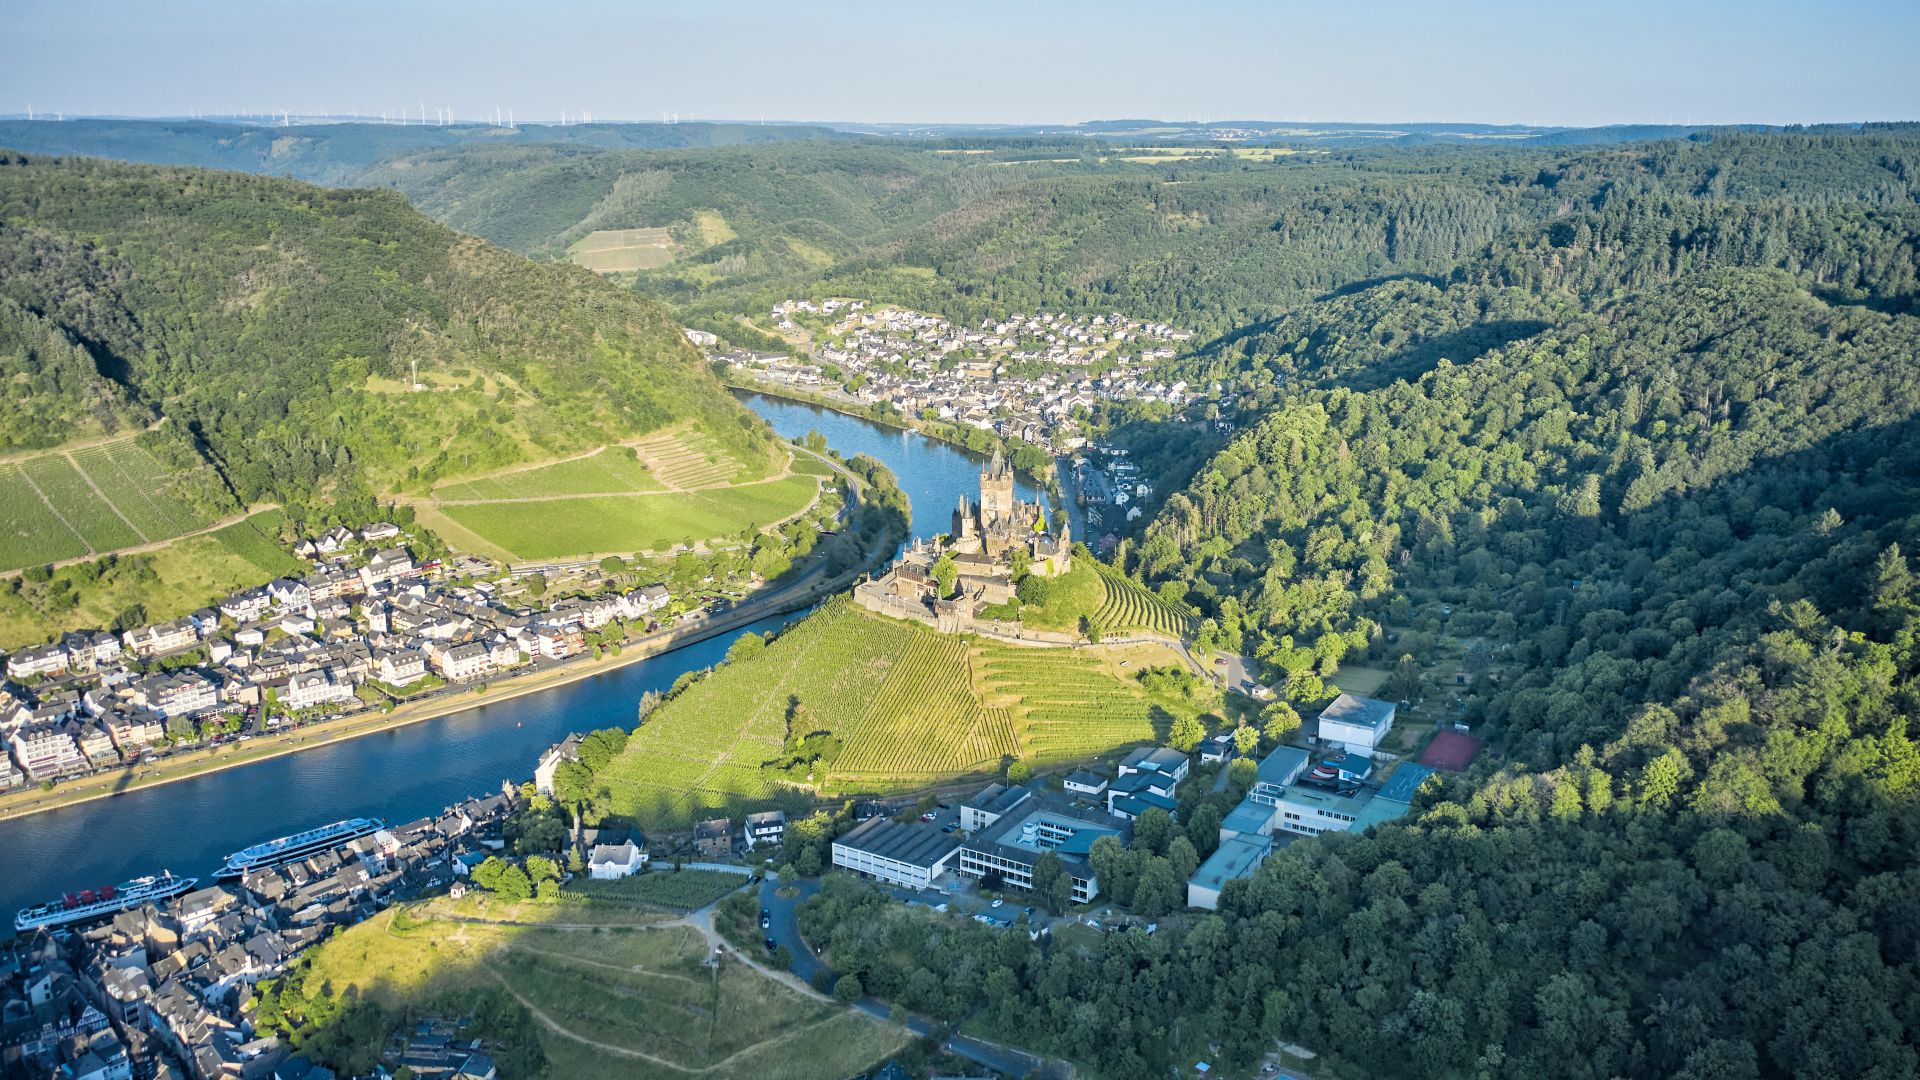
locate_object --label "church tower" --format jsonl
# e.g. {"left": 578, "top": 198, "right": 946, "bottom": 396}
{"left": 980, "top": 446, "right": 1015, "bottom": 520}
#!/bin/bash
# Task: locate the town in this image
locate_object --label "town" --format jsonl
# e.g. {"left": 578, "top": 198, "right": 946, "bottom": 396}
{"left": 710, "top": 300, "right": 1201, "bottom": 456}
{"left": 0, "top": 523, "right": 682, "bottom": 796}
{"left": 0, "top": 671, "right": 1466, "bottom": 1080}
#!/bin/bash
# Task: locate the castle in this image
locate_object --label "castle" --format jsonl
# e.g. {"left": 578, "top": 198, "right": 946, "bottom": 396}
{"left": 856, "top": 447, "right": 1070, "bottom": 632}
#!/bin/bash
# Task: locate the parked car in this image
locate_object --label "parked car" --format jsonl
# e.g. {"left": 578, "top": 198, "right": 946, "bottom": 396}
{"left": 991, "top": 899, "right": 1004, "bottom": 908}
{"left": 764, "top": 937, "right": 777, "bottom": 952}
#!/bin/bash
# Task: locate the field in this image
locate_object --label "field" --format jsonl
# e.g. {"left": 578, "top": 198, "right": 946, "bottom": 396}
{"left": 299, "top": 897, "right": 906, "bottom": 1078}
{"left": 600, "top": 599, "right": 1200, "bottom": 829}
{"left": 0, "top": 437, "right": 217, "bottom": 571}
{"left": 433, "top": 447, "right": 666, "bottom": 501}
{"left": 561, "top": 869, "right": 749, "bottom": 911}
{"left": 567, "top": 226, "right": 677, "bottom": 273}
{"left": 423, "top": 426, "right": 816, "bottom": 562}
{"left": 437, "top": 474, "right": 820, "bottom": 561}
{"left": 1092, "top": 562, "right": 1199, "bottom": 638}
{"left": 0, "top": 509, "right": 299, "bottom": 648}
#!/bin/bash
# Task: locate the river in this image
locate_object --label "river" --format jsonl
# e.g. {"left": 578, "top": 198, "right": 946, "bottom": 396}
{"left": 0, "top": 392, "right": 1043, "bottom": 923}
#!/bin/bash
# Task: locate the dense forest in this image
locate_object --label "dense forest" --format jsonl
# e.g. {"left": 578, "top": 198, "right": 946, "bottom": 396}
{"left": 0, "top": 153, "right": 775, "bottom": 517}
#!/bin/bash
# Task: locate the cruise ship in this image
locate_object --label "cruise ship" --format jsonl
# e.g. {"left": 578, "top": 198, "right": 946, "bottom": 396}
{"left": 15, "top": 872, "right": 197, "bottom": 933}
{"left": 217, "top": 817, "right": 384, "bottom": 880}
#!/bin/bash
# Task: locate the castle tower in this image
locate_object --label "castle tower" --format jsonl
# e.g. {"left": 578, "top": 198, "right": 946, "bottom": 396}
{"left": 980, "top": 446, "right": 1015, "bottom": 520}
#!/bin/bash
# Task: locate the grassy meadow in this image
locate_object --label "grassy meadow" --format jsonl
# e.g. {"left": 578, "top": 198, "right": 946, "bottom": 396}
{"left": 297, "top": 896, "right": 905, "bottom": 1078}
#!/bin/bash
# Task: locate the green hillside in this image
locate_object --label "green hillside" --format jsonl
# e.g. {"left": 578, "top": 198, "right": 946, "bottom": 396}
{"left": 0, "top": 151, "right": 780, "bottom": 516}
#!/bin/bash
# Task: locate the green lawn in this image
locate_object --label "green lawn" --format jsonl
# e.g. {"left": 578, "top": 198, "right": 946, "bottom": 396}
{"left": 439, "top": 473, "right": 820, "bottom": 560}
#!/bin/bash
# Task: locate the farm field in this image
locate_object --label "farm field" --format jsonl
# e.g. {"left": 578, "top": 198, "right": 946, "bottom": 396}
{"left": 436, "top": 473, "right": 820, "bottom": 561}
{"left": 0, "top": 437, "right": 217, "bottom": 571}
{"left": 0, "top": 509, "right": 298, "bottom": 648}
{"left": 432, "top": 446, "right": 666, "bottom": 501}
{"left": 295, "top": 898, "right": 906, "bottom": 1079}
{"left": 424, "top": 425, "right": 812, "bottom": 561}
{"left": 566, "top": 226, "right": 676, "bottom": 273}
{"left": 600, "top": 599, "right": 1200, "bottom": 829}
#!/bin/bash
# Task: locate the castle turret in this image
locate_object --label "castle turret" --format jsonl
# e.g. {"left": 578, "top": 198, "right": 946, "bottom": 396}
{"left": 980, "top": 446, "right": 1015, "bottom": 519}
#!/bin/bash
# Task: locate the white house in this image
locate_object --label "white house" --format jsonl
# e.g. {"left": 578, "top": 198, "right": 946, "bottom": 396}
{"left": 588, "top": 840, "right": 647, "bottom": 880}
{"left": 1316, "top": 694, "right": 1397, "bottom": 757}
{"left": 743, "top": 810, "right": 787, "bottom": 849}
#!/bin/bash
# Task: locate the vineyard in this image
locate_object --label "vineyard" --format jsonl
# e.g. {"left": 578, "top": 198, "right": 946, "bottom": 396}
{"left": 1092, "top": 562, "right": 1198, "bottom": 638}
{"left": 0, "top": 438, "right": 217, "bottom": 571}
{"left": 432, "top": 446, "right": 665, "bottom": 501}
{"left": 972, "top": 643, "right": 1167, "bottom": 763}
{"left": 597, "top": 599, "right": 1201, "bottom": 829}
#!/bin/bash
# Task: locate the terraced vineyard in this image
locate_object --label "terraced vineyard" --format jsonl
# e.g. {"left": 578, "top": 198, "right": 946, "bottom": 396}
{"left": 973, "top": 643, "right": 1165, "bottom": 763}
{"left": 1093, "top": 562, "right": 1198, "bottom": 638}
{"left": 0, "top": 438, "right": 218, "bottom": 571}
{"left": 631, "top": 426, "right": 759, "bottom": 489}
{"left": 599, "top": 600, "right": 1195, "bottom": 828}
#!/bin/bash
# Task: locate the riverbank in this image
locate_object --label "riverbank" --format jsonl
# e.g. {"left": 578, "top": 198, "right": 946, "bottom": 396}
{"left": 0, "top": 448, "right": 887, "bottom": 824}
{"left": 726, "top": 379, "right": 1059, "bottom": 491}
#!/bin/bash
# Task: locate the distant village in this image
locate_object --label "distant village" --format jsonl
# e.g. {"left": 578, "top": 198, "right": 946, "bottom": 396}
{"left": 705, "top": 299, "right": 1204, "bottom": 456}
{"left": 0, "top": 524, "right": 678, "bottom": 794}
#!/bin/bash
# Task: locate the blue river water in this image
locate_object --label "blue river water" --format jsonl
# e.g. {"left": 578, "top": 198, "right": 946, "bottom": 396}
{"left": 0, "top": 393, "right": 1042, "bottom": 922}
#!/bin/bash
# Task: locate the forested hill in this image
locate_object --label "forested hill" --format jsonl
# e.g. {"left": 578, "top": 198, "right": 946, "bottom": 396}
{"left": 0, "top": 152, "right": 773, "bottom": 515}
{"left": 1056, "top": 134, "right": 1920, "bottom": 1076}
{"left": 0, "top": 118, "right": 854, "bottom": 186}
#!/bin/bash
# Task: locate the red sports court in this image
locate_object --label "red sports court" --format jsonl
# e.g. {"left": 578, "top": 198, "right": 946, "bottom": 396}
{"left": 1417, "top": 730, "right": 1484, "bottom": 771}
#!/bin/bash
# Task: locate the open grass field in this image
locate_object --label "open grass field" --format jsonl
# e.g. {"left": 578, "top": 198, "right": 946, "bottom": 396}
{"left": 0, "top": 437, "right": 217, "bottom": 571}
{"left": 301, "top": 898, "right": 906, "bottom": 1079}
{"left": 436, "top": 473, "right": 820, "bottom": 561}
{"left": 599, "top": 599, "right": 1200, "bottom": 828}
{"left": 567, "top": 226, "right": 677, "bottom": 273}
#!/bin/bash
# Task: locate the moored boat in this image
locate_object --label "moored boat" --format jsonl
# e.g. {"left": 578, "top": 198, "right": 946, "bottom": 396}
{"left": 15, "top": 872, "right": 197, "bottom": 933}
{"left": 217, "top": 817, "right": 383, "bottom": 879}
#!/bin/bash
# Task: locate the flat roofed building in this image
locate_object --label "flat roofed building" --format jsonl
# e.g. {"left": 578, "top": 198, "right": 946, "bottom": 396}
{"left": 1317, "top": 693, "right": 1397, "bottom": 757}
{"left": 832, "top": 817, "right": 962, "bottom": 889}
{"left": 958, "top": 798, "right": 1125, "bottom": 904}
{"left": 1188, "top": 833, "right": 1274, "bottom": 911}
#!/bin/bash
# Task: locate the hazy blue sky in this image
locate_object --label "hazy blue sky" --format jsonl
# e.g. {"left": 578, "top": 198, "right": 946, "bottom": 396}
{"left": 4, "top": 0, "right": 1915, "bottom": 126}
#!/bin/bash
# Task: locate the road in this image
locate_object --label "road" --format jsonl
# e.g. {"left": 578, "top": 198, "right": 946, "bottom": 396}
{"left": 756, "top": 876, "right": 1064, "bottom": 1078}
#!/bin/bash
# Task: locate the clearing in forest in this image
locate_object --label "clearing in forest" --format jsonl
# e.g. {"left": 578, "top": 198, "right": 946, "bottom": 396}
{"left": 567, "top": 227, "right": 677, "bottom": 273}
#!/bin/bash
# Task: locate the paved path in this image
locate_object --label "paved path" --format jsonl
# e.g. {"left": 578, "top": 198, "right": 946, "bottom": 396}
{"left": 755, "top": 877, "right": 1066, "bottom": 1078}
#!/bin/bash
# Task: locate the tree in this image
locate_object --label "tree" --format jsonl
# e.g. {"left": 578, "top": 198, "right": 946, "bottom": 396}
{"left": 833, "top": 974, "right": 864, "bottom": 1004}
{"left": 524, "top": 855, "right": 560, "bottom": 884}
{"left": 1169, "top": 714, "right": 1207, "bottom": 753}
{"left": 1391, "top": 652, "right": 1422, "bottom": 702}
{"left": 1260, "top": 701, "right": 1302, "bottom": 745}
{"left": 931, "top": 554, "right": 958, "bottom": 598}
{"left": 1132, "top": 808, "right": 1175, "bottom": 856}
{"left": 1030, "top": 851, "right": 1071, "bottom": 915}
{"left": 1233, "top": 723, "right": 1260, "bottom": 756}
{"left": 1007, "top": 759, "right": 1032, "bottom": 782}
{"left": 526, "top": 573, "right": 547, "bottom": 599}
{"left": 1167, "top": 836, "right": 1200, "bottom": 882}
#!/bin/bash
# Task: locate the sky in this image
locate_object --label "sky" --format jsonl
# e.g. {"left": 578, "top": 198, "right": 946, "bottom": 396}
{"left": 4, "top": 0, "right": 1916, "bottom": 127}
